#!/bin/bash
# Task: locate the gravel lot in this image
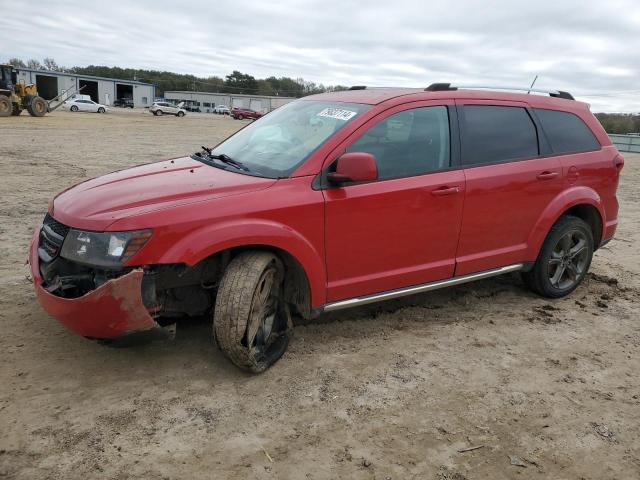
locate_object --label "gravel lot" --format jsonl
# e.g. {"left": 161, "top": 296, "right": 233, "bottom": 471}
{"left": 1, "top": 109, "right": 639, "bottom": 479}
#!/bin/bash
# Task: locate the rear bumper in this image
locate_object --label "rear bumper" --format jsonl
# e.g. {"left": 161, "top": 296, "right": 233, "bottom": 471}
{"left": 29, "top": 228, "right": 160, "bottom": 339}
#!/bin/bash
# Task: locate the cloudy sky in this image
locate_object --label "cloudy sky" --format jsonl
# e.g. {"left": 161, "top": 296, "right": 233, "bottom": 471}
{"left": 2, "top": 0, "right": 639, "bottom": 111}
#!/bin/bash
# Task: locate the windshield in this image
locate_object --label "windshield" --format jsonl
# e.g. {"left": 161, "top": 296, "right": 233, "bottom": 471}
{"left": 210, "top": 100, "right": 370, "bottom": 178}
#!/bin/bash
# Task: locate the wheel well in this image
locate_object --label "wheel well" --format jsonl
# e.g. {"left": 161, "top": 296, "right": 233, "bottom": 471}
{"left": 152, "top": 246, "right": 313, "bottom": 320}
{"left": 562, "top": 204, "right": 603, "bottom": 248}
{"left": 189, "top": 245, "right": 312, "bottom": 319}
{"left": 231, "top": 245, "right": 312, "bottom": 319}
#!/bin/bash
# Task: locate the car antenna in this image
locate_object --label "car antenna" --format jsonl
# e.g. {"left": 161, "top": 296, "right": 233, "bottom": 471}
{"left": 527, "top": 75, "right": 539, "bottom": 94}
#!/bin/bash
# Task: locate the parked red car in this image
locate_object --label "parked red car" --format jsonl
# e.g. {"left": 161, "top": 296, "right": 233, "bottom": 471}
{"left": 231, "top": 107, "right": 263, "bottom": 120}
{"left": 30, "top": 84, "right": 623, "bottom": 372}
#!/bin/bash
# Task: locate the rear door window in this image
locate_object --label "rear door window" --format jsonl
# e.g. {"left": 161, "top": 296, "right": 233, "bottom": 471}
{"left": 461, "top": 106, "right": 539, "bottom": 166}
{"left": 534, "top": 108, "right": 600, "bottom": 154}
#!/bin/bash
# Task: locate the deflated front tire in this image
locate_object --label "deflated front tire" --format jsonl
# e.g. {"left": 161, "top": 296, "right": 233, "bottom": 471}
{"left": 213, "top": 251, "right": 293, "bottom": 373}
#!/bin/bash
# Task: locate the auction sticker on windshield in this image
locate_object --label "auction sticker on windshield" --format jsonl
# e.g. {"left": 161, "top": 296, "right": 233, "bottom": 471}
{"left": 317, "top": 108, "right": 358, "bottom": 121}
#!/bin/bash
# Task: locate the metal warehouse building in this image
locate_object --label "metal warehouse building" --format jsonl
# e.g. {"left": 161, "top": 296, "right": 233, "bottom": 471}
{"left": 164, "top": 91, "right": 295, "bottom": 113}
{"left": 15, "top": 68, "right": 155, "bottom": 108}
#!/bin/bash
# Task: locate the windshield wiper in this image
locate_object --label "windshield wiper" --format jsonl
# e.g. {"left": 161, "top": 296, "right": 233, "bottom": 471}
{"left": 199, "top": 146, "right": 250, "bottom": 171}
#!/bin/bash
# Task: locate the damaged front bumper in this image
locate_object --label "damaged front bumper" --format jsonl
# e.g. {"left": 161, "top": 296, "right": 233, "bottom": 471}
{"left": 29, "top": 228, "right": 167, "bottom": 340}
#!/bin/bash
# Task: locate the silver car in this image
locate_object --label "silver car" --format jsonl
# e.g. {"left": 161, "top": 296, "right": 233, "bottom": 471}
{"left": 150, "top": 101, "right": 186, "bottom": 117}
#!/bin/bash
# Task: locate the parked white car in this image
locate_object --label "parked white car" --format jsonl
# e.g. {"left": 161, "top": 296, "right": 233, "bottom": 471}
{"left": 213, "top": 105, "right": 230, "bottom": 115}
{"left": 150, "top": 101, "right": 186, "bottom": 117}
{"left": 64, "top": 99, "right": 109, "bottom": 113}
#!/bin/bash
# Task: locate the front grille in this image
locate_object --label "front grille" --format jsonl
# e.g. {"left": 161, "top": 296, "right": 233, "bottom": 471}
{"left": 43, "top": 213, "right": 70, "bottom": 237}
{"left": 38, "top": 214, "right": 70, "bottom": 263}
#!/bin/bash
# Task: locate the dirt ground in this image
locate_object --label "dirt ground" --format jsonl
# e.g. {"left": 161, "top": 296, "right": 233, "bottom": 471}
{"left": 1, "top": 109, "right": 638, "bottom": 480}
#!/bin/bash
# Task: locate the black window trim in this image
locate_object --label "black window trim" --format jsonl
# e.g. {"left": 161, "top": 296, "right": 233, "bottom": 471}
{"left": 457, "top": 103, "right": 550, "bottom": 169}
{"left": 531, "top": 107, "right": 602, "bottom": 156}
{"left": 315, "top": 104, "right": 461, "bottom": 190}
{"left": 312, "top": 102, "right": 606, "bottom": 191}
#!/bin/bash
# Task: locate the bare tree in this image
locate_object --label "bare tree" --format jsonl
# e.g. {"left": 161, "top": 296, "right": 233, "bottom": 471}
{"left": 43, "top": 57, "right": 59, "bottom": 71}
{"left": 7, "top": 58, "right": 26, "bottom": 68}
{"left": 27, "top": 59, "right": 42, "bottom": 70}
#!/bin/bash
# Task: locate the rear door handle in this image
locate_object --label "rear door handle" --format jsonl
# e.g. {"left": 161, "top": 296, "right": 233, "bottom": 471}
{"left": 537, "top": 171, "right": 559, "bottom": 180}
{"left": 431, "top": 186, "right": 460, "bottom": 196}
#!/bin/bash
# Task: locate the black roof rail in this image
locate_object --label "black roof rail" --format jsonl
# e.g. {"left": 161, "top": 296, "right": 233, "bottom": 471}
{"left": 425, "top": 83, "right": 575, "bottom": 100}
{"left": 348, "top": 85, "right": 367, "bottom": 90}
{"left": 425, "top": 83, "right": 457, "bottom": 91}
{"left": 549, "top": 90, "right": 575, "bottom": 100}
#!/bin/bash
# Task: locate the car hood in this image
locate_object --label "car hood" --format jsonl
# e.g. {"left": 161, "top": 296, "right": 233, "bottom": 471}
{"left": 51, "top": 156, "right": 277, "bottom": 231}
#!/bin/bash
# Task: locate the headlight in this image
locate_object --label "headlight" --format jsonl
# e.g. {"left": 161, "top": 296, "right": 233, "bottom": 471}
{"left": 60, "top": 229, "right": 152, "bottom": 268}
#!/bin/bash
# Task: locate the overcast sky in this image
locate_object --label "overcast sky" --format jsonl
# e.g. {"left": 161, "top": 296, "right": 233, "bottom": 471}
{"left": 2, "top": 0, "right": 639, "bottom": 112}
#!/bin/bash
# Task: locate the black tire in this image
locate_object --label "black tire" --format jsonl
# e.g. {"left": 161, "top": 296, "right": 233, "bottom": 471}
{"left": 177, "top": 111, "right": 184, "bottom": 117}
{"left": 70, "top": 105, "right": 78, "bottom": 112}
{"left": 238, "top": 114, "right": 244, "bottom": 120}
{"left": 0, "top": 94, "right": 12, "bottom": 117}
{"left": 214, "top": 251, "right": 293, "bottom": 373}
{"left": 522, "top": 215, "right": 594, "bottom": 298}
{"left": 156, "top": 110, "right": 163, "bottom": 116}
{"left": 98, "top": 107, "right": 105, "bottom": 113}
{"left": 27, "top": 96, "right": 47, "bottom": 117}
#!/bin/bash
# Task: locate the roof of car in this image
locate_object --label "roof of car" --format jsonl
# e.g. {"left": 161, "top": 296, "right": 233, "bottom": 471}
{"left": 306, "top": 86, "right": 588, "bottom": 110}
{"left": 308, "top": 88, "right": 421, "bottom": 104}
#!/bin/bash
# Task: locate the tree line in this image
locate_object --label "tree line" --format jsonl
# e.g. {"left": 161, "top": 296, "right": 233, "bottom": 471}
{"left": 6, "top": 57, "right": 348, "bottom": 98}
{"left": 594, "top": 113, "right": 640, "bottom": 135}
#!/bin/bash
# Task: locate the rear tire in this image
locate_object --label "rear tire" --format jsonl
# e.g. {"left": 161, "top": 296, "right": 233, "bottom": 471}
{"left": 177, "top": 111, "right": 184, "bottom": 117}
{"left": 238, "top": 114, "right": 244, "bottom": 120}
{"left": 70, "top": 105, "right": 78, "bottom": 112}
{"left": 27, "top": 96, "right": 47, "bottom": 117}
{"left": 521, "top": 215, "right": 593, "bottom": 298}
{"left": 214, "top": 251, "right": 293, "bottom": 373}
{"left": 98, "top": 107, "right": 105, "bottom": 113}
{"left": 156, "top": 110, "right": 163, "bottom": 116}
{"left": 0, "top": 95, "right": 11, "bottom": 117}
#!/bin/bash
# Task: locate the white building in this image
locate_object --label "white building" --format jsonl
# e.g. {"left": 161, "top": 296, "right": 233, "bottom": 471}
{"left": 15, "top": 68, "right": 155, "bottom": 108}
{"left": 164, "top": 91, "right": 296, "bottom": 113}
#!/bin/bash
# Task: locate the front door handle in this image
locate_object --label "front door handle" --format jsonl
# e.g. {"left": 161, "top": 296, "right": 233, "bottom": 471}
{"left": 537, "top": 171, "right": 559, "bottom": 181}
{"left": 431, "top": 186, "right": 460, "bottom": 196}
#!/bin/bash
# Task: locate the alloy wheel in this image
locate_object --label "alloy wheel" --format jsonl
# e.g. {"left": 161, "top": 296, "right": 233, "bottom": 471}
{"left": 547, "top": 230, "right": 589, "bottom": 290}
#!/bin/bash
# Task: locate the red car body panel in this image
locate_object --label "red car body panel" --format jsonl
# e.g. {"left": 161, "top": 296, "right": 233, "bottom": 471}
{"left": 454, "top": 156, "right": 563, "bottom": 275}
{"left": 324, "top": 169, "right": 465, "bottom": 301}
{"left": 31, "top": 87, "right": 622, "bottom": 339}
{"left": 51, "top": 157, "right": 276, "bottom": 232}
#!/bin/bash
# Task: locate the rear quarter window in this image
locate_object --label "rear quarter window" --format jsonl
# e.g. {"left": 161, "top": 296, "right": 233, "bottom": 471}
{"left": 534, "top": 109, "right": 601, "bottom": 155}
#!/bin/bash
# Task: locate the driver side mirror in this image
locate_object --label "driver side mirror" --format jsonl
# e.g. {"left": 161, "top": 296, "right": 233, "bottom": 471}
{"left": 327, "top": 152, "right": 378, "bottom": 185}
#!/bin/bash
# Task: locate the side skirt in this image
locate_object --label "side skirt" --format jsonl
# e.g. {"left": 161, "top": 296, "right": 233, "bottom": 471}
{"left": 321, "top": 264, "right": 524, "bottom": 313}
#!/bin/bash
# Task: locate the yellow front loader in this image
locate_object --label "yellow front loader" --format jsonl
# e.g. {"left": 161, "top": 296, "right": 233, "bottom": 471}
{"left": 0, "top": 64, "right": 47, "bottom": 117}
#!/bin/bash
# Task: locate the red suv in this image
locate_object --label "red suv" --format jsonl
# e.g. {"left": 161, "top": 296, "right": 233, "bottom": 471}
{"left": 30, "top": 84, "right": 623, "bottom": 372}
{"left": 231, "top": 107, "right": 263, "bottom": 120}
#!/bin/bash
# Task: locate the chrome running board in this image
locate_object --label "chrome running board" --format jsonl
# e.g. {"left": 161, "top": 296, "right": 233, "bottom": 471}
{"left": 322, "top": 264, "right": 524, "bottom": 312}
